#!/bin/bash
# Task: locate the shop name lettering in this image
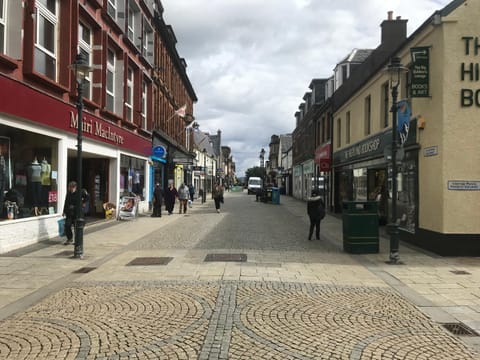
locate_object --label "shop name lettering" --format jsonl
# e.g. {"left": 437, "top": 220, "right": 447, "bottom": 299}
{"left": 69, "top": 112, "right": 124, "bottom": 144}
{"left": 344, "top": 138, "right": 380, "bottom": 160}
{"left": 460, "top": 36, "right": 480, "bottom": 107}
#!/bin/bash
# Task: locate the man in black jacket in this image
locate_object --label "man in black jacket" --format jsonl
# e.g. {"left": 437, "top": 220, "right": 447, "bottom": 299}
{"left": 307, "top": 190, "right": 325, "bottom": 241}
{"left": 62, "top": 181, "right": 78, "bottom": 245}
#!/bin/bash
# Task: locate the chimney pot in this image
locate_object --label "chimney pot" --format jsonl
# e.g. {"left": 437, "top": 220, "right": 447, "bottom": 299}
{"left": 388, "top": 11, "right": 393, "bottom": 20}
{"left": 396, "top": 16, "right": 401, "bottom": 20}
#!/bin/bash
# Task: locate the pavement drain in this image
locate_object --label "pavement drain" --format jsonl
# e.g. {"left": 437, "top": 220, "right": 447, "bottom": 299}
{"left": 204, "top": 253, "right": 247, "bottom": 262}
{"left": 442, "top": 323, "right": 479, "bottom": 336}
{"left": 127, "top": 257, "right": 173, "bottom": 266}
{"left": 450, "top": 270, "right": 471, "bottom": 275}
{"left": 73, "top": 267, "right": 97, "bottom": 274}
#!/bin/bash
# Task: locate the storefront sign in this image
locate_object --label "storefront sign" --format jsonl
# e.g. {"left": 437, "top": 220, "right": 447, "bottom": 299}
{"left": 314, "top": 142, "right": 331, "bottom": 172}
{"left": 343, "top": 137, "right": 381, "bottom": 161}
{"left": 410, "top": 47, "right": 430, "bottom": 97}
{"left": 448, "top": 180, "right": 480, "bottom": 190}
{"left": 69, "top": 112, "right": 124, "bottom": 145}
{"left": 152, "top": 145, "right": 166, "bottom": 158}
{"left": 460, "top": 36, "right": 480, "bottom": 107}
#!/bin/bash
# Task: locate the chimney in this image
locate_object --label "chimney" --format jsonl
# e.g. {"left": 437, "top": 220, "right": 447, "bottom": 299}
{"left": 380, "top": 11, "right": 407, "bottom": 48}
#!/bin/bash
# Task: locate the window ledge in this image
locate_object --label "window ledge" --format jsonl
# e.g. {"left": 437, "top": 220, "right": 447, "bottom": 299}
{"left": 24, "top": 71, "right": 70, "bottom": 96}
{"left": 0, "top": 54, "right": 19, "bottom": 70}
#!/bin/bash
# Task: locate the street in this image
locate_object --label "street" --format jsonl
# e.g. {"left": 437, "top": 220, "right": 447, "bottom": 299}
{"left": 0, "top": 192, "right": 479, "bottom": 359}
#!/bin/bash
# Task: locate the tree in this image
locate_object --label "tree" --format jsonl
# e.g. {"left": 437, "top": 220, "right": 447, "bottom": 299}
{"left": 245, "top": 166, "right": 265, "bottom": 180}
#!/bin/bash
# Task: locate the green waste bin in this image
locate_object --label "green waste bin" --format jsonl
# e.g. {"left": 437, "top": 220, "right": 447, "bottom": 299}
{"left": 342, "top": 201, "right": 379, "bottom": 254}
{"left": 271, "top": 187, "right": 280, "bottom": 204}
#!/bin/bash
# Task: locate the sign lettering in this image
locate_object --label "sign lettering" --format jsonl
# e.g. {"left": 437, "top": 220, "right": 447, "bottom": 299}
{"left": 69, "top": 111, "right": 124, "bottom": 145}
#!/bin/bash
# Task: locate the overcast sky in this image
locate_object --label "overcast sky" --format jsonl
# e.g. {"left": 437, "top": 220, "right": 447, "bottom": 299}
{"left": 161, "top": 0, "right": 451, "bottom": 177}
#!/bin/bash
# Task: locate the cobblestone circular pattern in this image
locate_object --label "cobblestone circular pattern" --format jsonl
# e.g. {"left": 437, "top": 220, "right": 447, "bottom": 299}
{"left": 0, "top": 281, "right": 477, "bottom": 359}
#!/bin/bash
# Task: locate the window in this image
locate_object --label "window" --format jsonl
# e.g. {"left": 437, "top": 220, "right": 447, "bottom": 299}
{"left": 35, "top": 0, "right": 58, "bottom": 80}
{"left": 128, "top": 1, "right": 141, "bottom": 49}
{"left": 141, "top": 80, "right": 147, "bottom": 129}
{"left": 364, "top": 95, "right": 371, "bottom": 136}
{"left": 78, "top": 23, "right": 92, "bottom": 100}
{"left": 336, "top": 118, "right": 341, "bottom": 148}
{"left": 106, "top": 48, "right": 115, "bottom": 112}
{"left": 346, "top": 111, "right": 351, "bottom": 144}
{"left": 0, "top": 0, "right": 5, "bottom": 53}
{"left": 126, "top": 67, "right": 134, "bottom": 122}
{"left": 107, "top": 0, "right": 116, "bottom": 20}
{"left": 382, "top": 82, "right": 389, "bottom": 128}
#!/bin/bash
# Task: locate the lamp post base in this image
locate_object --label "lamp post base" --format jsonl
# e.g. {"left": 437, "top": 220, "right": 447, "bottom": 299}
{"left": 386, "top": 223, "right": 404, "bottom": 265}
{"left": 74, "top": 217, "right": 85, "bottom": 259}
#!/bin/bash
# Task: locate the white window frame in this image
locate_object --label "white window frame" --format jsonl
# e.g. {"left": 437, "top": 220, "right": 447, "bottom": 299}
{"left": 128, "top": 1, "right": 141, "bottom": 48}
{"left": 78, "top": 22, "right": 93, "bottom": 100}
{"left": 35, "top": 0, "right": 58, "bottom": 80}
{"left": 0, "top": 0, "right": 6, "bottom": 53}
{"left": 141, "top": 79, "right": 147, "bottom": 129}
{"left": 106, "top": 48, "right": 116, "bottom": 113}
{"left": 126, "top": 67, "right": 134, "bottom": 122}
{"left": 107, "top": 0, "right": 116, "bottom": 20}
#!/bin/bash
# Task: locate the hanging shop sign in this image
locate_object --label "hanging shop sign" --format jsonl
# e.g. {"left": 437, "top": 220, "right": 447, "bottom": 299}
{"left": 314, "top": 142, "right": 331, "bottom": 172}
{"left": 410, "top": 47, "right": 430, "bottom": 97}
{"left": 152, "top": 145, "right": 166, "bottom": 158}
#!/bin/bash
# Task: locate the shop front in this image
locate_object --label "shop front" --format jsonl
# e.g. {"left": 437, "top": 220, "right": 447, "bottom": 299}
{"left": 0, "top": 75, "right": 151, "bottom": 253}
{"left": 333, "top": 125, "right": 418, "bottom": 232}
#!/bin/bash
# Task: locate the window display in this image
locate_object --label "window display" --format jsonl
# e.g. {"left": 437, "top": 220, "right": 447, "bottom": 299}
{"left": 120, "top": 154, "right": 145, "bottom": 200}
{"left": 0, "top": 126, "right": 58, "bottom": 220}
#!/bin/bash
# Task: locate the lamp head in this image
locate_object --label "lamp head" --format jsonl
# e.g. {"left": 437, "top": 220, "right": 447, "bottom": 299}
{"left": 70, "top": 53, "right": 93, "bottom": 82}
{"left": 386, "top": 56, "right": 408, "bottom": 88}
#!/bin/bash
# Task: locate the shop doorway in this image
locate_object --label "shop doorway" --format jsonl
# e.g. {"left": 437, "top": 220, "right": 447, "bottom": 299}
{"left": 367, "top": 168, "right": 388, "bottom": 225}
{"left": 67, "top": 155, "right": 109, "bottom": 219}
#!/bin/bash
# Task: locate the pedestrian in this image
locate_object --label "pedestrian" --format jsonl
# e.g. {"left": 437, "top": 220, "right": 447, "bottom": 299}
{"left": 188, "top": 183, "right": 195, "bottom": 202}
{"left": 164, "top": 180, "right": 178, "bottom": 215}
{"left": 212, "top": 182, "right": 224, "bottom": 213}
{"left": 62, "top": 181, "right": 78, "bottom": 245}
{"left": 178, "top": 183, "right": 189, "bottom": 214}
{"left": 307, "top": 189, "right": 325, "bottom": 241}
{"left": 151, "top": 182, "right": 163, "bottom": 217}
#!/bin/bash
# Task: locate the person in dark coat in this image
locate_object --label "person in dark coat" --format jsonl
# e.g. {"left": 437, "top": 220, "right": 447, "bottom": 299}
{"left": 164, "top": 181, "right": 178, "bottom": 215}
{"left": 307, "top": 189, "right": 325, "bottom": 241}
{"left": 62, "top": 181, "right": 78, "bottom": 245}
{"left": 151, "top": 183, "right": 163, "bottom": 217}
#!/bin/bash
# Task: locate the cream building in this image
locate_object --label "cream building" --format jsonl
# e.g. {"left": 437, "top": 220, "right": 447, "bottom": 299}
{"left": 332, "top": 0, "right": 479, "bottom": 255}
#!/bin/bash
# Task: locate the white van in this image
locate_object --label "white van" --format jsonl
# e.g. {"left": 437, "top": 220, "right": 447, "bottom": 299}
{"left": 247, "top": 177, "right": 263, "bottom": 195}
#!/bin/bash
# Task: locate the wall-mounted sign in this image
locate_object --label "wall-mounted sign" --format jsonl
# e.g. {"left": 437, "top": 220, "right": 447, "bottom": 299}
{"left": 448, "top": 180, "right": 480, "bottom": 190}
{"left": 152, "top": 145, "right": 166, "bottom": 158}
{"left": 410, "top": 47, "right": 430, "bottom": 97}
{"left": 423, "top": 146, "right": 438, "bottom": 157}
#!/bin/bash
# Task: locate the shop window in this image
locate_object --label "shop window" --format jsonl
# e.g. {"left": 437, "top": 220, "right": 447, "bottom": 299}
{"left": 398, "top": 155, "right": 417, "bottom": 233}
{"left": 34, "top": 0, "right": 58, "bottom": 81}
{"left": 0, "top": 126, "right": 58, "bottom": 221}
{"left": 353, "top": 168, "right": 367, "bottom": 201}
{"left": 120, "top": 154, "right": 145, "bottom": 199}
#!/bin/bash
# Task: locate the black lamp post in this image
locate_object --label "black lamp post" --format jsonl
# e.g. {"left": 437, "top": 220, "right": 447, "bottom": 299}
{"left": 202, "top": 148, "right": 207, "bottom": 203}
{"left": 385, "top": 56, "right": 408, "bottom": 265}
{"left": 70, "top": 53, "right": 92, "bottom": 259}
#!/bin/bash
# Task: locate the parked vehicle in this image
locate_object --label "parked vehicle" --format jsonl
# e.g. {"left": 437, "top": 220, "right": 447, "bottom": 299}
{"left": 247, "top": 177, "right": 263, "bottom": 195}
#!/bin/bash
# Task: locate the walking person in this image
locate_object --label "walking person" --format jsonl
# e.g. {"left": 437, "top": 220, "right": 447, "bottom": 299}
{"left": 188, "top": 184, "right": 195, "bottom": 202}
{"left": 62, "top": 181, "right": 78, "bottom": 245}
{"left": 307, "top": 189, "right": 325, "bottom": 241}
{"left": 178, "top": 183, "right": 189, "bottom": 214}
{"left": 151, "top": 182, "right": 163, "bottom": 217}
{"left": 212, "top": 182, "right": 224, "bottom": 213}
{"left": 164, "top": 180, "right": 178, "bottom": 215}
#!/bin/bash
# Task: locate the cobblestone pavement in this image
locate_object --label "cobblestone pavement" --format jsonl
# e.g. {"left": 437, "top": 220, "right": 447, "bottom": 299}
{"left": 0, "top": 280, "right": 476, "bottom": 360}
{"left": 0, "top": 192, "right": 479, "bottom": 359}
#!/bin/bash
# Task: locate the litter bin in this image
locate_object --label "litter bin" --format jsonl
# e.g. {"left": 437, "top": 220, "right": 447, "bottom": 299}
{"left": 271, "top": 187, "right": 280, "bottom": 204}
{"left": 342, "top": 201, "right": 379, "bottom": 254}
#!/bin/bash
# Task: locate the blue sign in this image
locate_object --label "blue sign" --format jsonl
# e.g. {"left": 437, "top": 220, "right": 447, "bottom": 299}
{"left": 152, "top": 146, "right": 166, "bottom": 158}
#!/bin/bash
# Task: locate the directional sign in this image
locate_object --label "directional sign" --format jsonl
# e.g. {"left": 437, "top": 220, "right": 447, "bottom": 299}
{"left": 410, "top": 47, "right": 429, "bottom": 97}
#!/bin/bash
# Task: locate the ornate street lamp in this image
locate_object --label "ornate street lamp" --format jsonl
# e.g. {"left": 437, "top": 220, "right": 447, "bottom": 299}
{"left": 69, "top": 53, "right": 92, "bottom": 259}
{"left": 385, "top": 56, "right": 408, "bottom": 264}
{"left": 202, "top": 148, "right": 207, "bottom": 203}
{"left": 259, "top": 148, "right": 265, "bottom": 168}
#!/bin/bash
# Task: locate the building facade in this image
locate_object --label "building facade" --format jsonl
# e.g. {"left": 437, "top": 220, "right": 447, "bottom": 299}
{"left": 0, "top": 0, "right": 196, "bottom": 253}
